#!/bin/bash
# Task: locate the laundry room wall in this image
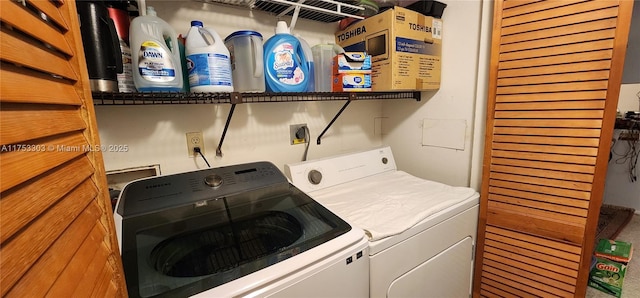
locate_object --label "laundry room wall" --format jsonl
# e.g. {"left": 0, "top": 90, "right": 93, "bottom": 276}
{"left": 95, "top": 1, "right": 386, "bottom": 178}
{"left": 96, "top": 0, "right": 497, "bottom": 190}
{"left": 381, "top": 0, "right": 492, "bottom": 188}
{"left": 603, "top": 83, "right": 640, "bottom": 213}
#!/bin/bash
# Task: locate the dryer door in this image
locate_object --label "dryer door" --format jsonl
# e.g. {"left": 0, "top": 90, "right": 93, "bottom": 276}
{"left": 387, "top": 237, "right": 473, "bottom": 297}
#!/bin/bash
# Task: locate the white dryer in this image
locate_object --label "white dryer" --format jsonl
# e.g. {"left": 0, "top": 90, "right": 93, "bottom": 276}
{"left": 285, "top": 146, "right": 480, "bottom": 298}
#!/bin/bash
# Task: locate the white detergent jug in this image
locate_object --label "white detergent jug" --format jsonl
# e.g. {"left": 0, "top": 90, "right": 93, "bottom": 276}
{"left": 129, "top": 6, "right": 183, "bottom": 92}
{"left": 225, "top": 30, "right": 265, "bottom": 93}
{"left": 185, "top": 21, "right": 234, "bottom": 92}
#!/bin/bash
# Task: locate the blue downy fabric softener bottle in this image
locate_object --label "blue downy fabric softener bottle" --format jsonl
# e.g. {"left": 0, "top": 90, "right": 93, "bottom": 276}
{"left": 263, "top": 21, "right": 310, "bottom": 92}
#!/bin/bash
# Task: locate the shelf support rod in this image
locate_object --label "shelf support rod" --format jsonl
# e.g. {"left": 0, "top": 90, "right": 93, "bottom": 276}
{"left": 216, "top": 104, "right": 236, "bottom": 157}
{"left": 317, "top": 98, "right": 353, "bottom": 145}
{"left": 216, "top": 93, "right": 242, "bottom": 157}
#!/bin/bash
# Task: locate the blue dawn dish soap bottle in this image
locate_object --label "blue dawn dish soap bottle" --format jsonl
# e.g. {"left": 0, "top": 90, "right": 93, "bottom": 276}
{"left": 185, "top": 21, "right": 233, "bottom": 92}
{"left": 263, "top": 21, "right": 310, "bottom": 92}
{"left": 129, "top": 6, "right": 183, "bottom": 92}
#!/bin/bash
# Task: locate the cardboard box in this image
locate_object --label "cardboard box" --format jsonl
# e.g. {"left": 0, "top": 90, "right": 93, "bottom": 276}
{"left": 335, "top": 6, "right": 442, "bottom": 91}
{"left": 595, "top": 239, "right": 633, "bottom": 264}
{"left": 588, "top": 256, "right": 627, "bottom": 297}
{"left": 333, "top": 52, "right": 372, "bottom": 73}
{"left": 333, "top": 73, "right": 372, "bottom": 92}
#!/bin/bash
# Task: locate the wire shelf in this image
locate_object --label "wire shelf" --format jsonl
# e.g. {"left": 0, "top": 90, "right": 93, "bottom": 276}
{"left": 92, "top": 91, "right": 421, "bottom": 105}
{"left": 192, "top": 0, "right": 363, "bottom": 23}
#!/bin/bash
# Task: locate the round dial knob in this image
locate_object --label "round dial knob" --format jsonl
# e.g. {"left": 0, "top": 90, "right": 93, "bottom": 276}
{"left": 204, "top": 174, "right": 223, "bottom": 188}
{"left": 308, "top": 170, "right": 323, "bottom": 185}
{"left": 382, "top": 157, "right": 388, "bottom": 164}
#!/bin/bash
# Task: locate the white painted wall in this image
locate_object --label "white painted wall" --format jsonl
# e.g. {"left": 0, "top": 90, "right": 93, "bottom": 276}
{"left": 603, "top": 83, "right": 640, "bottom": 212}
{"left": 381, "top": 0, "right": 491, "bottom": 188}
{"left": 97, "top": 0, "right": 493, "bottom": 187}
{"left": 96, "top": 1, "right": 385, "bottom": 176}
{"left": 617, "top": 84, "right": 640, "bottom": 115}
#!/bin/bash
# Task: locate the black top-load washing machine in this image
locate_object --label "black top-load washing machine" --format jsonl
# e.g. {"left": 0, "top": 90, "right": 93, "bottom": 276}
{"left": 114, "top": 162, "right": 369, "bottom": 298}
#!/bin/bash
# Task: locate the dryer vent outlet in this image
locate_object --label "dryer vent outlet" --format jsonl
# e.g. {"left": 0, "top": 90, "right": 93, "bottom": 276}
{"left": 290, "top": 124, "right": 308, "bottom": 145}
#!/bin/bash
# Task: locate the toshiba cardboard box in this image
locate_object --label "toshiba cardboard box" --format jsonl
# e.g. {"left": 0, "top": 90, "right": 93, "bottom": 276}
{"left": 335, "top": 6, "right": 442, "bottom": 91}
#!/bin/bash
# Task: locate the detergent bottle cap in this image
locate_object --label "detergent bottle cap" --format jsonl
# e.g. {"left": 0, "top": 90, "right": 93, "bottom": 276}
{"left": 191, "top": 20, "right": 203, "bottom": 27}
{"left": 275, "top": 21, "right": 290, "bottom": 34}
{"left": 146, "top": 6, "right": 157, "bottom": 16}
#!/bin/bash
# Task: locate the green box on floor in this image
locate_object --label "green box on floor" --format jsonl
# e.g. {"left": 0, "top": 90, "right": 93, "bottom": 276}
{"left": 589, "top": 256, "right": 627, "bottom": 297}
{"left": 594, "top": 239, "right": 634, "bottom": 264}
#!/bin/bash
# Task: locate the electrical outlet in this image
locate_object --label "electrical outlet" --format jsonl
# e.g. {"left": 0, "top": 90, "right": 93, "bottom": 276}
{"left": 290, "top": 124, "right": 308, "bottom": 145}
{"left": 186, "top": 132, "right": 204, "bottom": 157}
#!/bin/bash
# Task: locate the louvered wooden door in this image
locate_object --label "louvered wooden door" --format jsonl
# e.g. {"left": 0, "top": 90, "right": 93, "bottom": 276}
{"left": 0, "top": 0, "right": 127, "bottom": 296}
{"left": 473, "top": 0, "right": 633, "bottom": 297}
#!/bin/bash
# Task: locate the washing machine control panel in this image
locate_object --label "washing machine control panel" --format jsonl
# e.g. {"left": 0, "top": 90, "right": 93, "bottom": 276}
{"left": 204, "top": 174, "right": 223, "bottom": 188}
{"left": 117, "top": 161, "right": 287, "bottom": 217}
{"left": 308, "top": 169, "right": 323, "bottom": 185}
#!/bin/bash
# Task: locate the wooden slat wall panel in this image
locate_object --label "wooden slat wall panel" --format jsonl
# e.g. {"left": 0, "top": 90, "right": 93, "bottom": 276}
{"left": 493, "top": 127, "right": 602, "bottom": 137}
{"left": 498, "top": 61, "right": 612, "bottom": 78}
{"left": 500, "top": 40, "right": 615, "bottom": 61}
{"left": 0, "top": 64, "right": 82, "bottom": 105}
{"left": 5, "top": 201, "right": 102, "bottom": 297}
{"left": 489, "top": 193, "right": 588, "bottom": 217}
{"left": 486, "top": 227, "right": 582, "bottom": 261}
{"left": 501, "top": 17, "right": 618, "bottom": 45}
{"left": 483, "top": 257, "right": 576, "bottom": 291}
{"left": 0, "top": 156, "right": 94, "bottom": 243}
{"left": 0, "top": 179, "right": 97, "bottom": 295}
{"left": 499, "top": 50, "right": 614, "bottom": 70}
{"left": 489, "top": 186, "right": 590, "bottom": 209}
{"left": 501, "top": 30, "right": 616, "bottom": 53}
{"left": 481, "top": 276, "right": 537, "bottom": 298}
{"left": 494, "top": 110, "right": 605, "bottom": 119}
{"left": 0, "top": 132, "right": 88, "bottom": 192}
{"left": 0, "top": 28, "right": 77, "bottom": 81}
{"left": 501, "top": 0, "right": 587, "bottom": 18}
{"left": 0, "top": 0, "right": 126, "bottom": 296}
{"left": 91, "top": 260, "right": 118, "bottom": 298}
{"left": 492, "top": 150, "right": 597, "bottom": 164}
{"left": 26, "top": 0, "right": 70, "bottom": 31}
{"left": 490, "top": 180, "right": 591, "bottom": 201}
{"left": 46, "top": 222, "right": 106, "bottom": 297}
{"left": 502, "top": 0, "right": 542, "bottom": 9}
{"left": 491, "top": 158, "right": 595, "bottom": 173}
{"left": 492, "top": 135, "right": 600, "bottom": 146}
{"left": 486, "top": 250, "right": 575, "bottom": 284}
{"left": 474, "top": 0, "right": 633, "bottom": 296}
{"left": 501, "top": 6, "right": 619, "bottom": 36}
{"left": 1, "top": 105, "right": 87, "bottom": 145}
{"left": 493, "top": 119, "right": 603, "bottom": 128}
{"left": 495, "top": 101, "right": 606, "bottom": 111}
{"left": 501, "top": 1, "right": 618, "bottom": 27}
{"left": 492, "top": 143, "right": 599, "bottom": 156}
{"left": 71, "top": 233, "right": 112, "bottom": 297}
{"left": 0, "top": 1, "right": 73, "bottom": 56}
{"left": 497, "top": 81, "right": 610, "bottom": 94}
{"left": 498, "top": 71, "right": 611, "bottom": 86}
{"left": 490, "top": 173, "right": 593, "bottom": 190}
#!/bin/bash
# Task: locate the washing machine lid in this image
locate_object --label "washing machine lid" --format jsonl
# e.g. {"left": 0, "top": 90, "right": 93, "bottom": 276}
{"left": 117, "top": 162, "right": 352, "bottom": 297}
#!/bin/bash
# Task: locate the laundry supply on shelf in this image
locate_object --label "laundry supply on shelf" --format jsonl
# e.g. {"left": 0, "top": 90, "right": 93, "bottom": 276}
{"left": 225, "top": 30, "right": 265, "bottom": 92}
{"left": 129, "top": 6, "right": 184, "bottom": 92}
{"left": 263, "top": 21, "right": 311, "bottom": 93}
{"left": 185, "top": 21, "right": 234, "bottom": 92}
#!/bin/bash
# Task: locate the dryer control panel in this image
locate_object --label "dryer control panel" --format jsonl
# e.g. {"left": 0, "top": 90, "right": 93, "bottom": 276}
{"left": 285, "top": 146, "right": 397, "bottom": 193}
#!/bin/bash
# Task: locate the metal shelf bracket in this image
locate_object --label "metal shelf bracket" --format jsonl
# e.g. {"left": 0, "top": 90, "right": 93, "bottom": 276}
{"left": 216, "top": 93, "right": 243, "bottom": 157}
{"left": 316, "top": 93, "right": 357, "bottom": 145}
